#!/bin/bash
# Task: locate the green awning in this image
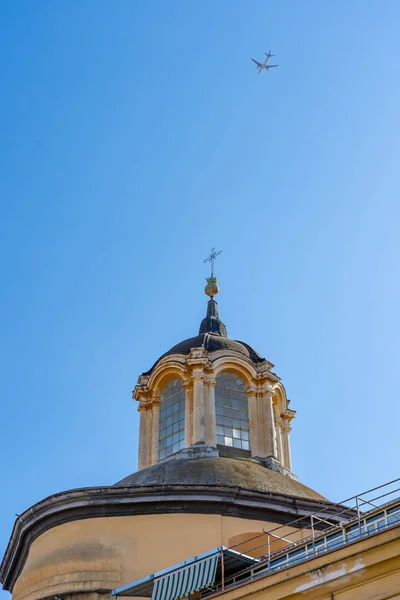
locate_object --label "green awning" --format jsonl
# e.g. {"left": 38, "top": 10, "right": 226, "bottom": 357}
{"left": 112, "top": 546, "right": 258, "bottom": 599}
{"left": 152, "top": 554, "right": 218, "bottom": 600}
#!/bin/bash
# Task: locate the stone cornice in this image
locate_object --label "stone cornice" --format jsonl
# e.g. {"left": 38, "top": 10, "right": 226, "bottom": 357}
{"left": 0, "top": 484, "right": 354, "bottom": 593}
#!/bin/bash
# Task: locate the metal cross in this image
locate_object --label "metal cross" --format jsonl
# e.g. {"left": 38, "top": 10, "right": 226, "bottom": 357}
{"left": 203, "top": 247, "right": 222, "bottom": 277}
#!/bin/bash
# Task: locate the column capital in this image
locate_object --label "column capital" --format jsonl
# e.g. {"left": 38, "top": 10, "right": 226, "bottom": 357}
{"left": 151, "top": 391, "right": 161, "bottom": 404}
{"left": 247, "top": 384, "right": 257, "bottom": 397}
{"left": 276, "top": 418, "right": 291, "bottom": 434}
{"left": 190, "top": 366, "right": 206, "bottom": 382}
{"left": 260, "top": 382, "right": 275, "bottom": 397}
{"left": 138, "top": 402, "right": 151, "bottom": 413}
{"left": 281, "top": 409, "right": 296, "bottom": 423}
{"left": 135, "top": 388, "right": 151, "bottom": 403}
{"left": 204, "top": 377, "right": 216, "bottom": 388}
{"left": 182, "top": 379, "right": 193, "bottom": 390}
{"left": 186, "top": 352, "right": 209, "bottom": 372}
{"left": 280, "top": 412, "right": 293, "bottom": 434}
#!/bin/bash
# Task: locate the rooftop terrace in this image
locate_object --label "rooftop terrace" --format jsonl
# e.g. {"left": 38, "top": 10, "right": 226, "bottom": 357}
{"left": 112, "top": 476, "right": 400, "bottom": 600}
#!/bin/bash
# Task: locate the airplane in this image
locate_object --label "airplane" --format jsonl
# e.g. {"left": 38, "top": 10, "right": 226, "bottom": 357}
{"left": 251, "top": 50, "right": 278, "bottom": 74}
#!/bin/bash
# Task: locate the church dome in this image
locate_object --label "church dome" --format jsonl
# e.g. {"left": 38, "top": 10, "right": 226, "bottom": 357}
{"left": 115, "top": 456, "right": 325, "bottom": 502}
{"left": 134, "top": 284, "right": 291, "bottom": 472}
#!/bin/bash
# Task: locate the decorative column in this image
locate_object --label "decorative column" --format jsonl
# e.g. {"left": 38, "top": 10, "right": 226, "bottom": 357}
{"left": 192, "top": 366, "right": 206, "bottom": 443}
{"left": 247, "top": 388, "right": 261, "bottom": 457}
{"left": 204, "top": 377, "right": 216, "bottom": 447}
{"left": 183, "top": 380, "right": 193, "bottom": 448}
{"left": 281, "top": 410, "right": 295, "bottom": 471}
{"left": 261, "top": 387, "right": 278, "bottom": 460}
{"left": 151, "top": 396, "right": 160, "bottom": 465}
{"left": 275, "top": 418, "right": 284, "bottom": 465}
{"left": 138, "top": 403, "right": 151, "bottom": 470}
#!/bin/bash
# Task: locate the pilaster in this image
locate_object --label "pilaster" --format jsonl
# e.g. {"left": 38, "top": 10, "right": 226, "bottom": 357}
{"left": 192, "top": 367, "right": 206, "bottom": 443}
{"left": 281, "top": 410, "right": 295, "bottom": 471}
{"left": 138, "top": 403, "right": 152, "bottom": 470}
{"left": 247, "top": 388, "right": 260, "bottom": 457}
{"left": 260, "top": 386, "right": 278, "bottom": 460}
{"left": 183, "top": 380, "right": 193, "bottom": 447}
{"left": 151, "top": 396, "right": 160, "bottom": 464}
{"left": 204, "top": 376, "right": 216, "bottom": 447}
{"left": 186, "top": 351, "right": 209, "bottom": 445}
{"left": 275, "top": 418, "right": 284, "bottom": 465}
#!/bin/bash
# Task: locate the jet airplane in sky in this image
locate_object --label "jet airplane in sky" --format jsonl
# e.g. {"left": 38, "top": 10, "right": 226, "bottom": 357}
{"left": 251, "top": 50, "right": 278, "bottom": 74}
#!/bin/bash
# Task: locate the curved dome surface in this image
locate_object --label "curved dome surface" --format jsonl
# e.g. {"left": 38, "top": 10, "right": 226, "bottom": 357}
{"left": 115, "top": 456, "right": 325, "bottom": 501}
{"left": 144, "top": 333, "right": 265, "bottom": 375}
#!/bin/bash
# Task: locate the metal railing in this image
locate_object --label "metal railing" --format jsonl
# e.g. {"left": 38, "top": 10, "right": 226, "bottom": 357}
{"left": 201, "top": 476, "right": 400, "bottom": 598}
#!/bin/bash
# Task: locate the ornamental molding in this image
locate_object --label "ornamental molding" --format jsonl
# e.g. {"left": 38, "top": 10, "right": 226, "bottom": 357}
{"left": 135, "top": 387, "right": 151, "bottom": 403}
{"left": 138, "top": 402, "right": 151, "bottom": 412}
{"left": 135, "top": 359, "right": 190, "bottom": 399}
{"left": 282, "top": 409, "right": 296, "bottom": 422}
{"left": 186, "top": 358, "right": 210, "bottom": 369}
{"left": 255, "top": 369, "right": 280, "bottom": 383}
{"left": 188, "top": 347, "right": 207, "bottom": 360}
{"left": 208, "top": 351, "right": 260, "bottom": 376}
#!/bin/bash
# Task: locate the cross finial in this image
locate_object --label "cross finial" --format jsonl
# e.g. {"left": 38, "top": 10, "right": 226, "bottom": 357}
{"left": 203, "top": 247, "right": 222, "bottom": 277}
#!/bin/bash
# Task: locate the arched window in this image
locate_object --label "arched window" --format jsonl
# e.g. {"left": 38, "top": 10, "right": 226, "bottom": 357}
{"left": 159, "top": 378, "right": 185, "bottom": 459}
{"left": 215, "top": 373, "right": 250, "bottom": 450}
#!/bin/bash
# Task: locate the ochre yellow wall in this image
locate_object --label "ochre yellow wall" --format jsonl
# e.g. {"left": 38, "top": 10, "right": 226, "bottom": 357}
{"left": 13, "top": 513, "right": 309, "bottom": 600}
{"left": 15, "top": 513, "right": 400, "bottom": 600}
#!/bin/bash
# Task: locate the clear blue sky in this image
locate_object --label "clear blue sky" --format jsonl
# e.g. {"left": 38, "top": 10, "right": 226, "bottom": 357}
{"left": 1, "top": 0, "right": 399, "bottom": 590}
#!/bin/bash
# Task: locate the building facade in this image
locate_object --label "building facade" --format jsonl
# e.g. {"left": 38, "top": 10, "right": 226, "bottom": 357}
{"left": 1, "top": 277, "right": 399, "bottom": 600}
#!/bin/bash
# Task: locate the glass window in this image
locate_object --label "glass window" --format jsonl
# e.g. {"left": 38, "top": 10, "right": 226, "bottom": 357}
{"left": 159, "top": 378, "right": 185, "bottom": 459}
{"left": 215, "top": 372, "right": 249, "bottom": 450}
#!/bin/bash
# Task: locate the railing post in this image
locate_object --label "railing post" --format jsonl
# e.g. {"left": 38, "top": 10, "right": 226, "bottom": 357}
{"left": 267, "top": 533, "right": 271, "bottom": 572}
{"left": 341, "top": 522, "right": 347, "bottom": 545}
{"left": 356, "top": 495, "right": 362, "bottom": 537}
{"left": 311, "top": 515, "right": 315, "bottom": 556}
{"left": 221, "top": 550, "right": 225, "bottom": 592}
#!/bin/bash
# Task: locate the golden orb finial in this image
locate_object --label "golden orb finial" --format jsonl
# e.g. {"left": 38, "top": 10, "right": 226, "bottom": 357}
{"left": 203, "top": 247, "right": 222, "bottom": 298}
{"left": 205, "top": 276, "right": 219, "bottom": 298}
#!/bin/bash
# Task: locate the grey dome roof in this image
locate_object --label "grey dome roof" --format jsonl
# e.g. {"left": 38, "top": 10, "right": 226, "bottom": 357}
{"left": 144, "top": 333, "right": 265, "bottom": 375}
{"left": 143, "top": 297, "right": 266, "bottom": 376}
{"left": 115, "top": 457, "right": 325, "bottom": 501}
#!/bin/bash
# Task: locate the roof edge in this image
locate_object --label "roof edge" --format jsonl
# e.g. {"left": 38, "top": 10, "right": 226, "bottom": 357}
{"left": 0, "top": 484, "right": 351, "bottom": 593}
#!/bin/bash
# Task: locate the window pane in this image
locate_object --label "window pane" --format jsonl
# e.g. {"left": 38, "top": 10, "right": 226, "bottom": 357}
{"left": 215, "top": 373, "right": 249, "bottom": 451}
{"left": 159, "top": 378, "right": 185, "bottom": 459}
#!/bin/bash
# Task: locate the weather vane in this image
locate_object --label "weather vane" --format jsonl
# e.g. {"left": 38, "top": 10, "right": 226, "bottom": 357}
{"left": 204, "top": 247, "right": 222, "bottom": 278}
